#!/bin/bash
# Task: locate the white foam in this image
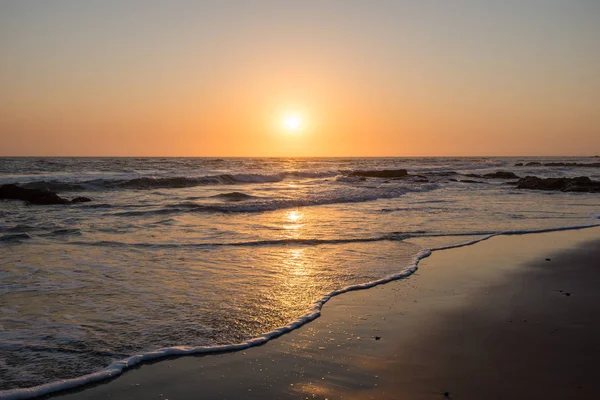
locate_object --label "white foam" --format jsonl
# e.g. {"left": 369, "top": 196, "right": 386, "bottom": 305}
{"left": 1, "top": 222, "right": 599, "bottom": 400}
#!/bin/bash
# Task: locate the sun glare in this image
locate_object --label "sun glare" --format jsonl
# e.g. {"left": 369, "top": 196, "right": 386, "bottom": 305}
{"left": 282, "top": 113, "right": 304, "bottom": 133}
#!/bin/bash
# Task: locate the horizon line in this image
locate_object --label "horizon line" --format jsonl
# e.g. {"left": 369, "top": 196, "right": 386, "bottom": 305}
{"left": 0, "top": 155, "right": 598, "bottom": 159}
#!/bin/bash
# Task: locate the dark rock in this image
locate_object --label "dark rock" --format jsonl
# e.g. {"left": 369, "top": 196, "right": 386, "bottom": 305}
{"left": 514, "top": 163, "right": 524, "bottom": 166}
{"left": 565, "top": 293, "right": 571, "bottom": 296}
{"left": 70, "top": 196, "right": 92, "bottom": 204}
{"left": 545, "top": 258, "right": 551, "bottom": 261}
{"left": 516, "top": 176, "right": 600, "bottom": 193}
{"left": 464, "top": 173, "right": 482, "bottom": 178}
{"left": 483, "top": 171, "right": 520, "bottom": 179}
{"left": 543, "top": 162, "right": 600, "bottom": 168}
{"left": 0, "top": 184, "right": 70, "bottom": 205}
{"left": 449, "top": 178, "right": 458, "bottom": 182}
{"left": 525, "top": 162, "right": 542, "bottom": 166}
{"left": 375, "top": 336, "right": 381, "bottom": 340}
{"left": 0, "top": 233, "right": 32, "bottom": 242}
{"left": 349, "top": 169, "right": 408, "bottom": 178}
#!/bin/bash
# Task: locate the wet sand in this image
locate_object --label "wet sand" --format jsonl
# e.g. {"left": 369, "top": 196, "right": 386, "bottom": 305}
{"left": 54, "top": 227, "right": 600, "bottom": 400}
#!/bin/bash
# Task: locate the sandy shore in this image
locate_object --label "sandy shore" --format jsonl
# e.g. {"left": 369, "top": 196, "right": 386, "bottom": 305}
{"left": 53, "top": 227, "right": 600, "bottom": 400}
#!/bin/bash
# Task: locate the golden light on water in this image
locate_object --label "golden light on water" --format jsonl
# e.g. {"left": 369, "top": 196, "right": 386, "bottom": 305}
{"left": 283, "top": 248, "right": 309, "bottom": 276}
{"left": 286, "top": 210, "right": 304, "bottom": 223}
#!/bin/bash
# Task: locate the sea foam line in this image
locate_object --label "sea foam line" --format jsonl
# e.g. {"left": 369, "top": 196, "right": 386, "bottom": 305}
{"left": 1, "top": 222, "right": 599, "bottom": 400}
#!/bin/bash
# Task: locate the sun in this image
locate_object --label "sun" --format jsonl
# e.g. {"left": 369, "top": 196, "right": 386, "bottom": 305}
{"left": 282, "top": 113, "right": 304, "bottom": 133}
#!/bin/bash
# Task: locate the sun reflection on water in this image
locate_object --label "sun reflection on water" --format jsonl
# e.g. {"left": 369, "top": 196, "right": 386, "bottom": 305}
{"left": 286, "top": 210, "right": 303, "bottom": 223}
{"left": 282, "top": 210, "right": 305, "bottom": 239}
{"left": 283, "top": 248, "right": 309, "bottom": 276}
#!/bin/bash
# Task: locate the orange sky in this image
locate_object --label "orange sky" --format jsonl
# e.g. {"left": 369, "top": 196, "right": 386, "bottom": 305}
{"left": 1, "top": 1, "right": 599, "bottom": 156}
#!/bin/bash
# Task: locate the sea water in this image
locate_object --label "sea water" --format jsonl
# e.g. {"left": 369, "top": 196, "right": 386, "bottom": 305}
{"left": 1, "top": 157, "right": 598, "bottom": 397}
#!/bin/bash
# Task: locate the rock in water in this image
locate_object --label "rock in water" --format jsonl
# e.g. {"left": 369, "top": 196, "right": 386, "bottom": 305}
{"left": 348, "top": 169, "right": 408, "bottom": 178}
{"left": 543, "top": 162, "right": 600, "bottom": 167}
{"left": 0, "top": 184, "right": 70, "bottom": 205}
{"left": 482, "top": 171, "right": 520, "bottom": 179}
{"left": 0, "top": 184, "right": 91, "bottom": 205}
{"left": 516, "top": 176, "right": 600, "bottom": 193}
{"left": 71, "top": 196, "right": 93, "bottom": 204}
{"left": 525, "top": 161, "right": 542, "bottom": 166}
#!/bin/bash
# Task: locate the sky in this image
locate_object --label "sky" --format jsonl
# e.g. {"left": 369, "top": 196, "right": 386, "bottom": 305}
{"left": 1, "top": 0, "right": 599, "bottom": 157}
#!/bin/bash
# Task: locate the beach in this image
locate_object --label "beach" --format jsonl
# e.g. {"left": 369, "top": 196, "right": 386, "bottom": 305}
{"left": 3, "top": 1, "right": 600, "bottom": 398}
{"left": 48, "top": 226, "right": 600, "bottom": 400}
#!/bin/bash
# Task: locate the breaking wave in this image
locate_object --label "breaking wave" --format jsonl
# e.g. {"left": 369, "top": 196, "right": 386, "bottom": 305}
{"left": 68, "top": 233, "right": 411, "bottom": 249}
{"left": 19, "top": 171, "right": 339, "bottom": 192}
{"left": 110, "top": 184, "right": 439, "bottom": 216}
{"left": 14, "top": 168, "right": 460, "bottom": 193}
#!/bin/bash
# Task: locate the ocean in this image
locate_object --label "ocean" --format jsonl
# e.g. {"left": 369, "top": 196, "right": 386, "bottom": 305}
{"left": 1, "top": 157, "right": 599, "bottom": 397}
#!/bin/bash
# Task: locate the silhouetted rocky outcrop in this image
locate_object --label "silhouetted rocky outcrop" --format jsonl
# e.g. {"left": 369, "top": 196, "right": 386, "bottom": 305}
{"left": 71, "top": 196, "right": 92, "bottom": 204}
{"left": 483, "top": 171, "right": 519, "bottom": 179}
{"left": 0, "top": 184, "right": 91, "bottom": 205}
{"left": 515, "top": 176, "right": 600, "bottom": 193}
{"left": 465, "top": 171, "right": 519, "bottom": 179}
{"left": 543, "top": 162, "right": 600, "bottom": 168}
{"left": 514, "top": 162, "right": 600, "bottom": 168}
{"left": 349, "top": 169, "right": 408, "bottom": 178}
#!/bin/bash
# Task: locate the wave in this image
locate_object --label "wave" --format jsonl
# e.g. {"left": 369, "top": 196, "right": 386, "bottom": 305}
{"left": 2, "top": 222, "right": 598, "bottom": 400}
{"left": 0, "top": 225, "right": 37, "bottom": 233}
{"left": 211, "top": 192, "right": 258, "bottom": 201}
{"left": 67, "top": 233, "right": 411, "bottom": 249}
{"left": 18, "top": 171, "right": 339, "bottom": 192}
{"left": 11, "top": 167, "right": 487, "bottom": 194}
{"left": 111, "top": 184, "right": 440, "bottom": 217}
{"left": 66, "top": 223, "right": 600, "bottom": 249}
{"left": 8, "top": 165, "right": 539, "bottom": 193}
{"left": 42, "top": 228, "right": 81, "bottom": 237}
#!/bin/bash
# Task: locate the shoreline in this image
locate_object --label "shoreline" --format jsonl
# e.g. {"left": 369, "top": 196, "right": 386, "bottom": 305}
{"left": 2, "top": 225, "right": 600, "bottom": 399}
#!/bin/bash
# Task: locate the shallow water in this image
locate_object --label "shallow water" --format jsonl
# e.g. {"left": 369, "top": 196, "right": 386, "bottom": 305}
{"left": 1, "top": 157, "right": 599, "bottom": 392}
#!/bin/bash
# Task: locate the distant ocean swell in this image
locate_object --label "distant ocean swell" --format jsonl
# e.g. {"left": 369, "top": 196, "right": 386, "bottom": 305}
{"left": 112, "top": 193, "right": 437, "bottom": 217}
{"left": 1, "top": 223, "right": 599, "bottom": 400}
{"left": 12, "top": 166, "right": 511, "bottom": 192}
{"left": 17, "top": 171, "right": 340, "bottom": 192}
{"left": 109, "top": 185, "right": 440, "bottom": 217}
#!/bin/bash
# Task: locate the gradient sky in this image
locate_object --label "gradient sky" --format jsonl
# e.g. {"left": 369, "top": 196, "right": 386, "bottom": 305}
{"left": 1, "top": 0, "right": 599, "bottom": 156}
